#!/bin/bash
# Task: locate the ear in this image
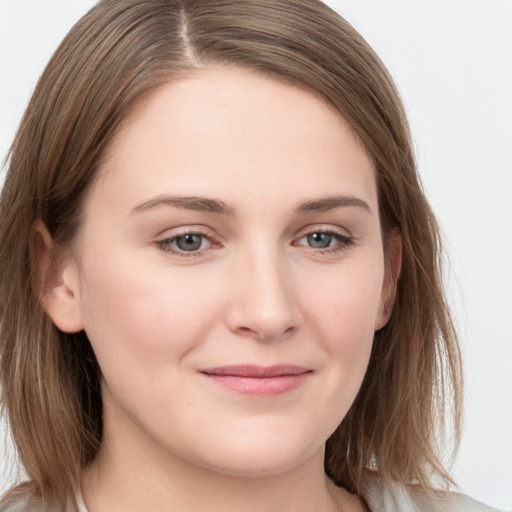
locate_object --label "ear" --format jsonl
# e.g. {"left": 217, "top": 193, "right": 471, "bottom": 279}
{"left": 374, "top": 230, "right": 402, "bottom": 331}
{"left": 32, "top": 220, "right": 84, "bottom": 333}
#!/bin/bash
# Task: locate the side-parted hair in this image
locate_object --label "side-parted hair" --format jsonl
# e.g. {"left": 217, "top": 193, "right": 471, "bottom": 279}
{"left": 0, "top": 0, "right": 462, "bottom": 510}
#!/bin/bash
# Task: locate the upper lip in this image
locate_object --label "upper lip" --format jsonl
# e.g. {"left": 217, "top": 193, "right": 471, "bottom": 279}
{"left": 200, "top": 365, "right": 311, "bottom": 378}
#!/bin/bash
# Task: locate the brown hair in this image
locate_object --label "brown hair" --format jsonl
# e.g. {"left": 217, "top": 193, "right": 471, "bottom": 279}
{"left": 0, "top": 0, "right": 462, "bottom": 509}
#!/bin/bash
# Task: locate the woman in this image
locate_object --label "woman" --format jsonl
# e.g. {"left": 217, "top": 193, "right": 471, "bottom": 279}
{"left": 0, "top": 1, "right": 502, "bottom": 511}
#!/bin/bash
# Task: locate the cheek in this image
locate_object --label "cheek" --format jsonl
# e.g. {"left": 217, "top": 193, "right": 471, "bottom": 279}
{"left": 76, "top": 253, "right": 222, "bottom": 372}
{"left": 302, "top": 261, "right": 383, "bottom": 387}
{"left": 292, "top": 265, "right": 382, "bottom": 441}
{"left": 306, "top": 261, "right": 383, "bottom": 341}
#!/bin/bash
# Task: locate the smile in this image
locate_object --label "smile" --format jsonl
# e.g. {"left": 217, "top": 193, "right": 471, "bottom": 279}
{"left": 199, "top": 365, "right": 313, "bottom": 397}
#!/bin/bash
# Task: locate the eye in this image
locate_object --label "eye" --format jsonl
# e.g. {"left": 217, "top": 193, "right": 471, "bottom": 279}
{"left": 174, "top": 234, "right": 207, "bottom": 252}
{"left": 305, "top": 232, "right": 335, "bottom": 249}
{"left": 294, "top": 228, "right": 354, "bottom": 254}
{"left": 156, "top": 231, "right": 214, "bottom": 255}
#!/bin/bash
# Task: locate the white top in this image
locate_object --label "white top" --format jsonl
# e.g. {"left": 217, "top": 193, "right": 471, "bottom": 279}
{"left": 364, "top": 476, "right": 502, "bottom": 512}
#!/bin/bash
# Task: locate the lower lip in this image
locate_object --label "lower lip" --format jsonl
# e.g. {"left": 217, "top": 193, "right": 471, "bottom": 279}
{"left": 201, "top": 373, "right": 311, "bottom": 397}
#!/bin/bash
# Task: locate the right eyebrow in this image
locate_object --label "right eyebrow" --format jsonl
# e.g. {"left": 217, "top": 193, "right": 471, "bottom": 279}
{"left": 128, "top": 195, "right": 237, "bottom": 217}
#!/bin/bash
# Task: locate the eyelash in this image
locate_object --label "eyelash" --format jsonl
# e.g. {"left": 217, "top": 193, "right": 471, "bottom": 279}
{"left": 155, "top": 227, "right": 354, "bottom": 258}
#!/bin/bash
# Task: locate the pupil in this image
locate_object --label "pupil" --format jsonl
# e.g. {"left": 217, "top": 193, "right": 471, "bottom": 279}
{"left": 308, "top": 233, "right": 332, "bottom": 249}
{"left": 177, "top": 234, "right": 202, "bottom": 251}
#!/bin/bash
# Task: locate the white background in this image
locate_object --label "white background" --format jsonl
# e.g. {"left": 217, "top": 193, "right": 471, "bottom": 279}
{"left": 1, "top": 1, "right": 511, "bottom": 509}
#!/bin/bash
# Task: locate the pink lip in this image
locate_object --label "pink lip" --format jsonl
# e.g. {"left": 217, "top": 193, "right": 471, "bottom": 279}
{"left": 199, "top": 365, "right": 312, "bottom": 396}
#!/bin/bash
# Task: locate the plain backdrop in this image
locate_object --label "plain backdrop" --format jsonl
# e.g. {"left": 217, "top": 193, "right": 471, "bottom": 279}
{"left": 1, "top": 1, "right": 511, "bottom": 509}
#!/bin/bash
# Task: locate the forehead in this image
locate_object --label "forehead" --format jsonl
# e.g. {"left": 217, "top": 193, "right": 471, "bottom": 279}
{"left": 89, "top": 67, "right": 377, "bottom": 217}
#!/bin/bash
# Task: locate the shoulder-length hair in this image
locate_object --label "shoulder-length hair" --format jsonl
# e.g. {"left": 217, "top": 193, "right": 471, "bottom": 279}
{"left": 0, "top": 0, "right": 462, "bottom": 510}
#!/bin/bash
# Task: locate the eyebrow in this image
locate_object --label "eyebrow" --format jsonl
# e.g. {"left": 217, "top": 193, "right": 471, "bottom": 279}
{"left": 129, "top": 195, "right": 236, "bottom": 216}
{"left": 128, "top": 194, "right": 371, "bottom": 217}
{"left": 294, "top": 195, "right": 372, "bottom": 215}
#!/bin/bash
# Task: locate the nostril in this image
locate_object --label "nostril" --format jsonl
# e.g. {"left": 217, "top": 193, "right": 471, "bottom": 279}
{"left": 234, "top": 324, "right": 297, "bottom": 343}
{"left": 237, "top": 326, "right": 256, "bottom": 336}
{"left": 283, "top": 326, "right": 295, "bottom": 336}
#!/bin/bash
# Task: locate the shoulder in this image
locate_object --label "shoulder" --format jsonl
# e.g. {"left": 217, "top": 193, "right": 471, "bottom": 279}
{"left": 363, "top": 474, "right": 504, "bottom": 512}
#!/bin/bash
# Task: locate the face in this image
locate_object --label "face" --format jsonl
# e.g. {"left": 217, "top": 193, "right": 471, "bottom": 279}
{"left": 47, "top": 68, "right": 396, "bottom": 477}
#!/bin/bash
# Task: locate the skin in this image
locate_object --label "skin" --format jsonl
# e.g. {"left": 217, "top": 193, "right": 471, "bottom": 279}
{"left": 40, "top": 67, "right": 399, "bottom": 512}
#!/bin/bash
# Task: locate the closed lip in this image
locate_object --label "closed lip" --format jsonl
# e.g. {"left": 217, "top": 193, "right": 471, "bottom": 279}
{"left": 198, "top": 365, "right": 312, "bottom": 396}
{"left": 199, "top": 365, "right": 312, "bottom": 378}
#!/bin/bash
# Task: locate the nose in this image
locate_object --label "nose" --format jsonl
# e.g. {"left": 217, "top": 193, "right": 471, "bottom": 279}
{"left": 225, "top": 246, "right": 303, "bottom": 342}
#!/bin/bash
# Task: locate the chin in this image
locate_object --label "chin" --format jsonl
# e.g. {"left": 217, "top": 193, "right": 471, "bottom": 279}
{"left": 183, "top": 427, "right": 326, "bottom": 478}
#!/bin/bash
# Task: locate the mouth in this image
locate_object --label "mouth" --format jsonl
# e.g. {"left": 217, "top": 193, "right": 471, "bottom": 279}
{"left": 199, "top": 365, "right": 312, "bottom": 396}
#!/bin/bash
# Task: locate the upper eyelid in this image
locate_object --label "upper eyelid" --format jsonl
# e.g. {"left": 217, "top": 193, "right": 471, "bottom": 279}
{"left": 155, "top": 226, "right": 219, "bottom": 246}
{"left": 294, "top": 231, "right": 354, "bottom": 246}
{"left": 156, "top": 225, "right": 217, "bottom": 238}
{"left": 155, "top": 224, "right": 352, "bottom": 240}
{"left": 293, "top": 224, "right": 353, "bottom": 239}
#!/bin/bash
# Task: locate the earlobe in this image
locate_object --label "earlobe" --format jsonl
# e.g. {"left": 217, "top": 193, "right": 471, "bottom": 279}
{"left": 374, "top": 230, "right": 402, "bottom": 331}
{"left": 32, "top": 220, "right": 84, "bottom": 333}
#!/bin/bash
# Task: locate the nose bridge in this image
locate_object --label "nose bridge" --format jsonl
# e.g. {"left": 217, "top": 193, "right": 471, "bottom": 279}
{"left": 226, "top": 239, "right": 301, "bottom": 341}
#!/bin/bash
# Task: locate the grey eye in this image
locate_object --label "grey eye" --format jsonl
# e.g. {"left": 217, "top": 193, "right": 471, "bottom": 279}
{"left": 175, "top": 234, "right": 204, "bottom": 251}
{"left": 306, "top": 233, "right": 333, "bottom": 249}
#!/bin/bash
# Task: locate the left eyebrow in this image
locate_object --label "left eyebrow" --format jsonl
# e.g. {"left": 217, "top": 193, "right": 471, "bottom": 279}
{"left": 294, "top": 195, "right": 372, "bottom": 215}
